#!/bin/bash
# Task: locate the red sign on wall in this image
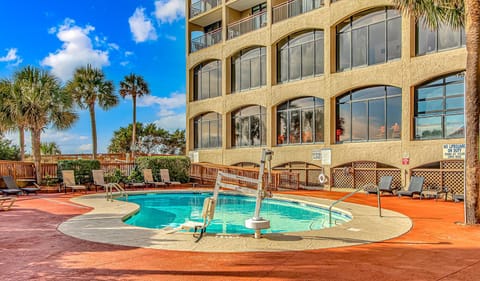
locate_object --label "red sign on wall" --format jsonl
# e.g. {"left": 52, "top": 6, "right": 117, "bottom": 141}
{"left": 402, "top": 158, "right": 410, "bottom": 165}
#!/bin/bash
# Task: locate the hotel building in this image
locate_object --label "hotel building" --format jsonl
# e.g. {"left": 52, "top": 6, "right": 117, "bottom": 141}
{"left": 185, "top": 0, "right": 466, "bottom": 193}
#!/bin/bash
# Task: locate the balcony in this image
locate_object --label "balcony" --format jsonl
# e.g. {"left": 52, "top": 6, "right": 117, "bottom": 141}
{"left": 190, "top": 0, "right": 221, "bottom": 18}
{"left": 227, "top": 11, "right": 267, "bottom": 40}
{"left": 272, "top": 0, "right": 324, "bottom": 24}
{"left": 190, "top": 28, "right": 222, "bottom": 53}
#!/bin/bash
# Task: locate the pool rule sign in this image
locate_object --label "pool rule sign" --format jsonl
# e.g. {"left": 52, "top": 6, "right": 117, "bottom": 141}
{"left": 443, "top": 144, "right": 466, "bottom": 159}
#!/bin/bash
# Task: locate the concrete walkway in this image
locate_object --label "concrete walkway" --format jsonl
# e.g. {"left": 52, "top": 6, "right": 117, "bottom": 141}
{"left": 1, "top": 189, "right": 479, "bottom": 281}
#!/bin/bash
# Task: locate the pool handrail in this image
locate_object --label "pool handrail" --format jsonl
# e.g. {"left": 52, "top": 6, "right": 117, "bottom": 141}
{"left": 106, "top": 183, "right": 128, "bottom": 201}
{"left": 328, "top": 184, "right": 382, "bottom": 226}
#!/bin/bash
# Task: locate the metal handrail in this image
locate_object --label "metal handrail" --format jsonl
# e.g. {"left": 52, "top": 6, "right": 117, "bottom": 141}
{"left": 106, "top": 183, "right": 128, "bottom": 202}
{"left": 328, "top": 184, "right": 382, "bottom": 226}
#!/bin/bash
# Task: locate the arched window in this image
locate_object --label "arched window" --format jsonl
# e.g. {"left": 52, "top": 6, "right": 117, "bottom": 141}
{"left": 336, "top": 7, "right": 401, "bottom": 71}
{"left": 193, "top": 60, "right": 221, "bottom": 101}
{"left": 277, "top": 30, "right": 324, "bottom": 83}
{"left": 231, "top": 46, "right": 266, "bottom": 93}
{"left": 277, "top": 97, "right": 324, "bottom": 145}
{"left": 232, "top": 105, "right": 266, "bottom": 147}
{"left": 194, "top": 112, "right": 222, "bottom": 149}
{"left": 414, "top": 72, "right": 464, "bottom": 140}
{"left": 336, "top": 86, "right": 402, "bottom": 143}
{"left": 416, "top": 20, "right": 466, "bottom": 55}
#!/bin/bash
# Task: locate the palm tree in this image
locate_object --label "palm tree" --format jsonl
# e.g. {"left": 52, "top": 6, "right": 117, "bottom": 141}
{"left": 7, "top": 66, "right": 78, "bottom": 183}
{"left": 393, "top": 0, "right": 479, "bottom": 224}
{"left": 0, "top": 78, "right": 27, "bottom": 160}
{"left": 119, "top": 74, "right": 151, "bottom": 159}
{"left": 40, "top": 142, "right": 61, "bottom": 155}
{"left": 67, "top": 64, "right": 118, "bottom": 159}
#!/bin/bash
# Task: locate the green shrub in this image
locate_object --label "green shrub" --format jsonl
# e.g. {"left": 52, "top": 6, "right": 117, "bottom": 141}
{"left": 136, "top": 156, "right": 190, "bottom": 183}
{"left": 57, "top": 159, "right": 101, "bottom": 184}
{"left": 105, "top": 168, "right": 127, "bottom": 183}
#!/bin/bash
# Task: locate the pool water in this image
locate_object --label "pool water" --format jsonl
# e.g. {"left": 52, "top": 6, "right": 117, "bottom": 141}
{"left": 122, "top": 192, "right": 351, "bottom": 234}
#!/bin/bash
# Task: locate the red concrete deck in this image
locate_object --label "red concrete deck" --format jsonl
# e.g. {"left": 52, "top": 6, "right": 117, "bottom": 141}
{"left": 1, "top": 190, "right": 479, "bottom": 281}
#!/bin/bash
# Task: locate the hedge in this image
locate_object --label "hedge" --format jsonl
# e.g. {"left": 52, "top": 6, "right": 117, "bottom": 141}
{"left": 135, "top": 156, "right": 190, "bottom": 183}
{"left": 57, "top": 159, "right": 101, "bottom": 184}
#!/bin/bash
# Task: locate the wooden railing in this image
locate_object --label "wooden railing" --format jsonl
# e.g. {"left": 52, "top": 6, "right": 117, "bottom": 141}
{"left": 190, "top": 163, "right": 300, "bottom": 190}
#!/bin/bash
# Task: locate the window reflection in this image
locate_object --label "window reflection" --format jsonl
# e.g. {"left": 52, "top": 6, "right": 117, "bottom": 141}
{"left": 336, "top": 7, "right": 401, "bottom": 71}
{"left": 231, "top": 47, "right": 266, "bottom": 93}
{"left": 277, "top": 30, "right": 324, "bottom": 83}
{"left": 277, "top": 97, "right": 324, "bottom": 145}
{"left": 414, "top": 72, "right": 465, "bottom": 139}
{"left": 336, "top": 86, "right": 402, "bottom": 143}
{"left": 416, "top": 19, "right": 465, "bottom": 55}
{"left": 194, "top": 60, "right": 222, "bottom": 101}
{"left": 194, "top": 112, "right": 222, "bottom": 149}
{"left": 231, "top": 105, "right": 266, "bottom": 147}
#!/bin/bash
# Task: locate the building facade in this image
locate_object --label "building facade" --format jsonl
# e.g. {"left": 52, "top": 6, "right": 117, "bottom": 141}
{"left": 185, "top": 0, "right": 466, "bottom": 190}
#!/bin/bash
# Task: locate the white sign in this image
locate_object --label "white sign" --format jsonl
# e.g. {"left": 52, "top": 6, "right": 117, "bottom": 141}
{"left": 312, "top": 149, "right": 322, "bottom": 161}
{"left": 321, "top": 148, "right": 332, "bottom": 165}
{"left": 188, "top": 151, "right": 199, "bottom": 163}
{"left": 443, "top": 144, "right": 466, "bottom": 159}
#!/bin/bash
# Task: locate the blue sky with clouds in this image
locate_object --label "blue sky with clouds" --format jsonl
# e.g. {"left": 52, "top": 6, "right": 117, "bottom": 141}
{"left": 0, "top": 0, "right": 186, "bottom": 154}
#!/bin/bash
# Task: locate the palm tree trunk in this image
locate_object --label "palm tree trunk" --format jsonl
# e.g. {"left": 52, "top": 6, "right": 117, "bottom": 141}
{"left": 31, "top": 129, "right": 42, "bottom": 184}
{"left": 465, "top": 0, "right": 480, "bottom": 224}
{"left": 132, "top": 95, "right": 137, "bottom": 160}
{"left": 89, "top": 104, "right": 97, "bottom": 160}
{"left": 19, "top": 125, "right": 25, "bottom": 161}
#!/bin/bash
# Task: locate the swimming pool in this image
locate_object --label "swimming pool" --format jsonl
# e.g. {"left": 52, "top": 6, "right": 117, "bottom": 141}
{"left": 122, "top": 192, "right": 351, "bottom": 235}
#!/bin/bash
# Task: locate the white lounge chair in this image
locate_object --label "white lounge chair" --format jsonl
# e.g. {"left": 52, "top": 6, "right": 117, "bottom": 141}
{"left": 61, "top": 170, "right": 87, "bottom": 193}
{"left": 160, "top": 169, "right": 181, "bottom": 185}
{"left": 143, "top": 169, "right": 165, "bottom": 188}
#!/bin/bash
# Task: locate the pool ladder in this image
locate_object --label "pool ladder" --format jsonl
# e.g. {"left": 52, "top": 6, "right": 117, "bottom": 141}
{"left": 327, "top": 184, "right": 382, "bottom": 227}
{"left": 106, "top": 183, "right": 128, "bottom": 202}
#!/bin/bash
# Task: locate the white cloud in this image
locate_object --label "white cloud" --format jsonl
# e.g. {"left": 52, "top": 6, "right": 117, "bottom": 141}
{"left": 108, "top": 43, "right": 120, "bottom": 50}
{"left": 154, "top": 113, "right": 186, "bottom": 131}
{"left": 125, "top": 51, "right": 134, "bottom": 57}
{"left": 41, "top": 18, "right": 110, "bottom": 82}
{"left": 137, "top": 92, "right": 185, "bottom": 109}
{"left": 78, "top": 144, "right": 93, "bottom": 152}
{"left": 165, "top": 35, "right": 177, "bottom": 41}
{"left": 154, "top": 0, "right": 185, "bottom": 23}
{"left": 0, "top": 48, "right": 23, "bottom": 66}
{"left": 129, "top": 7, "right": 158, "bottom": 43}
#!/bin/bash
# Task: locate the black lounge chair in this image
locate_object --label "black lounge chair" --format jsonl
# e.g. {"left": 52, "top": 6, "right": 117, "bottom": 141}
{"left": 366, "top": 176, "right": 396, "bottom": 195}
{"left": 397, "top": 176, "right": 424, "bottom": 199}
{"left": 2, "top": 176, "right": 40, "bottom": 195}
{"left": 1, "top": 176, "right": 25, "bottom": 196}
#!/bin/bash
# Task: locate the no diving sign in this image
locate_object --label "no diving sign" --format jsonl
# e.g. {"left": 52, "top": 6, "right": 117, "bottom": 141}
{"left": 443, "top": 144, "right": 465, "bottom": 159}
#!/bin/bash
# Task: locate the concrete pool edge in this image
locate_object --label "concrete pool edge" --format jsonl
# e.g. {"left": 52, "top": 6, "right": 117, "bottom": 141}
{"left": 58, "top": 189, "right": 413, "bottom": 252}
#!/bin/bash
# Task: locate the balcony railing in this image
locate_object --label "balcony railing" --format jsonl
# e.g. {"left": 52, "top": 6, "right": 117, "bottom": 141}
{"left": 272, "top": 0, "right": 324, "bottom": 24}
{"left": 227, "top": 11, "right": 267, "bottom": 40}
{"left": 190, "top": 28, "right": 222, "bottom": 52}
{"left": 190, "top": 0, "right": 221, "bottom": 18}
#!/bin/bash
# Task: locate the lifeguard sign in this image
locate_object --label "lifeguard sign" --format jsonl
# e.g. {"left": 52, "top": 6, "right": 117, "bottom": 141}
{"left": 443, "top": 144, "right": 466, "bottom": 159}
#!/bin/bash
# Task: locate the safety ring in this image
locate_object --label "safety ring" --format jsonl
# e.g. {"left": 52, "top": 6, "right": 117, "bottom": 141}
{"left": 318, "top": 173, "right": 327, "bottom": 184}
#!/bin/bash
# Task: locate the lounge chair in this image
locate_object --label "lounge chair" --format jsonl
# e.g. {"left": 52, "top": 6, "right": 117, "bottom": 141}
{"left": 143, "top": 169, "right": 165, "bottom": 188}
{"left": 61, "top": 170, "right": 87, "bottom": 193}
{"left": 0, "top": 196, "right": 16, "bottom": 211}
{"left": 454, "top": 193, "right": 464, "bottom": 202}
{"left": 1, "top": 176, "right": 24, "bottom": 196}
{"left": 160, "top": 169, "right": 181, "bottom": 185}
{"left": 397, "top": 176, "right": 424, "bottom": 199}
{"left": 365, "top": 176, "right": 397, "bottom": 195}
{"left": 92, "top": 170, "right": 109, "bottom": 192}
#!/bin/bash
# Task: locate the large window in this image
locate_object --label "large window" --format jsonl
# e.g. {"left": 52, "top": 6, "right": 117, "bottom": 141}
{"left": 194, "top": 112, "right": 222, "bottom": 149}
{"left": 336, "top": 7, "right": 401, "bottom": 71}
{"left": 277, "top": 30, "right": 324, "bottom": 83}
{"left": 193, "top": 60, "right": 222, "bottom": 101}
{"left": 231, "top": 47, "right": 266, "bottom": 93}
{"left": 336, "top": 86, "right": 402, "bottom": 143}
{"left": 277, "top": 97, "right": 324, "bottom": 145}
{"left": 414, "top": 73, "right": 464, "bottom": 140}
{"left": 232, "top": 105, "right": 266, "bottom": 147}
{"left": 416, "top": 20, "right": 466, "bottom": 55}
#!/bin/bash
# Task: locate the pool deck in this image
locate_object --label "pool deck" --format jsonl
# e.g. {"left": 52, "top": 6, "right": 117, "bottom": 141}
{"left": 1, "top": 188, "right": 479, "bottom": 280}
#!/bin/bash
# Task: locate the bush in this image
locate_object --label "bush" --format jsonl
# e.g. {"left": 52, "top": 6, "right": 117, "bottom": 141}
{"left": 57, "top": 159, "right": 101, "bottom": 184}
{"left": 135, "top": 156, "right": 190, "bottom": 183}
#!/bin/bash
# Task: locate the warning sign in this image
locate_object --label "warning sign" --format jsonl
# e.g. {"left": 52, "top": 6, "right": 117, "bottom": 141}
{"left": 443, "top": 144, "right": 466, "bottom": 159}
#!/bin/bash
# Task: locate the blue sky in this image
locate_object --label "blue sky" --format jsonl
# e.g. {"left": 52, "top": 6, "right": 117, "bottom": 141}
{"left": 0, "top": 0, "right": 186, "bottom": 154}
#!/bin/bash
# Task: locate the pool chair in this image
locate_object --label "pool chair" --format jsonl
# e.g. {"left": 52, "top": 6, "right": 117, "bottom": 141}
{"left": 454, "top": 193, "right": 465, "bottom": 203}
{"left": 143, "top": 169, "right": 165, "bottom": 188}
{"left": 92, "top": 170, "right": 109, "bottom": 192}
{"left": 61, "top": 170, "right": 87, "bottom": 193}
{"left": 160, "top": 169, "right": 181, "bottom": 185}
{"left": 397, "top": 176, "right": 424, "bottom": 199}
{"left": 1, "top": 176, "right": 24, "bottom": 196}
{"left": 0, "top": 196, "right": 16, "bottom": 211}
{"left": 3, "top": 176, "right": 41, "bottom": 195}
{"left": 365, "top": 176, "right": 397, "bottom": 195}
